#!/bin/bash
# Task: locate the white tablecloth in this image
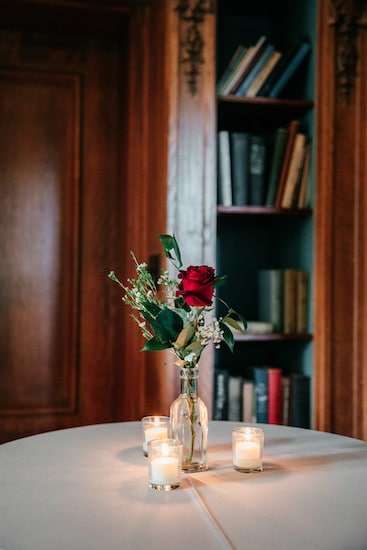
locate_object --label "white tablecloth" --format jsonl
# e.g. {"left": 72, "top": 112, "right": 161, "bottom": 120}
{"left": 1, "top": 421, "right": 367, "bottom": 549}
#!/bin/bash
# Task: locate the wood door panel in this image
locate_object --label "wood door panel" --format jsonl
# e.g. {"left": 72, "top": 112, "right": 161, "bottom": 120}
{"left": 0, "top": 70, "right": 80, "bottom": 415}
{"left": 0, "top": 20, "right": 129, "bottom": 442}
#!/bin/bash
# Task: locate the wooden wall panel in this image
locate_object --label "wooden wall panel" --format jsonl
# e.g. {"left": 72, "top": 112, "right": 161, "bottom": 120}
{"left": 0, "top": 70, "right": 80, "bottom": 415}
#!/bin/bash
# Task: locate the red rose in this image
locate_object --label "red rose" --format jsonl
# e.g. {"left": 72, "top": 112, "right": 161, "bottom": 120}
{"left": 176, "top": 265, "right": 216, "bottom": 307}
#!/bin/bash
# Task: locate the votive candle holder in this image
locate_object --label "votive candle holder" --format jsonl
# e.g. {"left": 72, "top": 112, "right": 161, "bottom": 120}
{"left": 141, "top": 415, "right": 170, "bottom": 456}
{"left": 232, "top": 426, "right": 264, "bottom": 473}
{"left": 148, "top": 438, "right": 183, "bottom": 491}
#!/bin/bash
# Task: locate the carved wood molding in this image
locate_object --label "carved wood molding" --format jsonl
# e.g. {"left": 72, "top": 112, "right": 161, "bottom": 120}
{"left": 173, "top": 0, "right": 215, "bottom": 95}
{"left": 329, "top": 0, "right": 367, "bottom": 102}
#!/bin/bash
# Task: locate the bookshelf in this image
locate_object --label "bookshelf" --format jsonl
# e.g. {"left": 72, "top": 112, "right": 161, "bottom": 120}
{"left": 214, "top": 0, "right": 316, "bottom": 427}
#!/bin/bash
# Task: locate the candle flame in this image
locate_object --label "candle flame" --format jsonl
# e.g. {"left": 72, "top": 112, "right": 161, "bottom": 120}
{"left": 245, "top": 427, "right": 251, "bottom": 442}
{"left": 161, "top": 443, "right": 169, "bottom": 457}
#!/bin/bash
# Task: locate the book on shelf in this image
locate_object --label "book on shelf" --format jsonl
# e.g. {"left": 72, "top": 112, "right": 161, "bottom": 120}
{"left": 268, "top": 367, "right": 283, "bottom": 425}
{"left": 280, "top": 133, "right": 307, "bottom": 208}
{"left": 230, "top": 132, "right": 250, "bottom": 206}
{"left": 296, "top": 270, "right": 309, "bottom": 333}
{"left": 265, "top": 127, "right": 289, "bottom": 206}
{"left": 221, "top": 35, "right": 268, "bottom": 95}
{"left": 245, "top": 50, "right": 282, "bottom": 98}
{"left": 258, "top": 269, "right": 284, "bottom": 332}
{"left": 234, "top": 43, "right": 276, "bottom": 97}
{"left": 283, "top": 269, "right": 298, "bottom": 334}
{"left": 228, "top": 375, "right": 243, "bottom": 421}
{"left": 217, "top": 130, "right": 232, "bottom": 206}
{"left": 267, "top": 40, "right": 311, "bottom": 98}
{"left": 249, "top": 134, "right": 267, "bottom": 205}
{"left": 213, "top": 369, "right": 229, "bottom": 420}
{"left": 274, "top": 120, "right": 300, "bottom": 208}
{"left": 242, "top": 380, "right": 255, "bottom": 422}
{"left": 285, "top": 138, "right": 311, "bottom": 209}
{"left": 282, "top": 375, "right": 291, "bottom": 425}
{"left": 253, "top": 367, "right": 268, "bottom": 423}
{"left": 214, "top": 368, "right": 310, "bottom": 427}
{"left": 258, "top": 269, "right": 309, "bottom": 334}
{"left": 290, "top": 373, "right": 310, "bottom": 428}
{"left": 246, "top": 320, "right": 273, "bottom": 334}
{"left": 297, "top": 141, "right": 311, "bottom": 208}
{"left": 257, "top": 39, "right": 311, "bottom": 98}
{"left": 216, "top": 45, "right": 248, "bottom": 95}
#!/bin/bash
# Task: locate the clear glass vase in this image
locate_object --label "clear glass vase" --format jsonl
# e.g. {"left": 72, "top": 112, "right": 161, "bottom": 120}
{"left": 169, "top": 365, "right": 208, "bottom": 472}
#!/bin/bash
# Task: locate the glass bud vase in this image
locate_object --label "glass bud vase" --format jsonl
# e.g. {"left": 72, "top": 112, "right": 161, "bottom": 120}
{"left": 169, "top": 365, "right": 208, "bottom": 472}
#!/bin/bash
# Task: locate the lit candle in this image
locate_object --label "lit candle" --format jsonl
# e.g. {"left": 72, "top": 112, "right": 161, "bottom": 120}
{"left": 141, "top": 416, "right": 170, "bottom": 455}
{"left": 232, "top": 427, "right": 264, "bottom": 472}
{"left": 234, "top": 440, "right": 262, "bottom": 470}
{"left": 150, "top": 456, "right": 180, "bottom": 485}
{"left": 148, "top": 441, "right": 182, "bottom": 489}
{"left": 143, "top": 426, "right": 168, "bottom": 454}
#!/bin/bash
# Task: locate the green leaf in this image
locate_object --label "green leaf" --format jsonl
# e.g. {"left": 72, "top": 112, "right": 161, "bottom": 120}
{"left": 143, "top": 306, "right": 184, "bottom": 345}
{"left": 173, "top": 323, "right": 196, "bottom": 348}
{"left": 182, "top": 339, "right": 205, "bottom": 357}
{"left": 222, "top": 313, "right": 247, "bottom": 333}
{"left": 159, "top": 234, "right": 183, "bottom": 269}
{"left": 219, "top": 321, "right": 235, "bottom": 352}
{"left": 214, "top": 275, "right": 228, "bottom": 288}
{"left": 142, "top": 337, "right": 171, "bottom": 351}
{"left": 140, "top": 301, "right": 162, "bottom": 319}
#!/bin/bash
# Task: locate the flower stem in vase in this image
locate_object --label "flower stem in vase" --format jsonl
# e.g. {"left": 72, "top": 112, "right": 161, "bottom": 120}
{"left": 170, "top": 366, "right": 208, "bottom": 472}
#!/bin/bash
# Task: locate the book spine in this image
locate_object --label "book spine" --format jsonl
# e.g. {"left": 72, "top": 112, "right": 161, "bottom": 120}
{"left": 283, "top": 269, "right": 297, "bottom": 334}
{"left": 227, "top": 35, "right": 268, "bottom": 95}
{"left": 258, "top": 269, "right": 284, "bottom": 332}
{"left": 290, "top": 373, "right": 310, "bottom": 428}
{"left": 296, "top": 270, "right": 309, "bottom": 334}
{"left": 217, "top": 131, "right": 232, "bottom": 206}
{"left": 242, "top": 380, "right": 255, "bottom": 422}
{"left": 268, "top": 41, "right": 311, "bottom": 98}
{"left": 280, "top": 133, "right": 307, "bottom": 208}
{"left": 245, "top": 51, "right": 282, "bottom": 98}
{"left": 234, "top": 44, "right": 275, "bottom": 97}
{"left": 297, "top": 142, "right": 311, "bottom": 208}
{"left": 216, "top": 45, "right": 248, "bottom": 95}
{"left": 274, "top": 120, "right": 299, "bottom": 208}
{"left": 282, "top": 376, "right": 291, "bottom": 425}
{"left": 268, "top": 368, "right": 282, "bottom": 424}
{"left": 265, "top": 127, "right": 289, "bottom": 206}
{"left": 228, "top": 375, "right": 243, "bottom": 421}
{"left": 213, "top": 369, "right": 229, "bottom": 420}
{"left": 220, "top": 46, "right": 255, "bottom": 95}
{"left": 230, "top": 132, "right": 250, "bottom": 205}
{"left": 253, "top": 367, "right": 269, "bottom": 423}
{"left": 249, "top": 134, "right": 267, "bottom": 205}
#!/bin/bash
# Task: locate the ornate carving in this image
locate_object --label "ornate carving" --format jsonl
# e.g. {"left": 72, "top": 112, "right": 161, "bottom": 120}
{"left": 173, "top": 0, "right": 215, "bottom": 95}
{"left": 329, "top": 0, "right": 367, "bottom": 102}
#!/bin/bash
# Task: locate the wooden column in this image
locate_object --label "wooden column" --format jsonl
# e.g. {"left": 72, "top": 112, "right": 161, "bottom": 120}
{"left": 165, "top": 1, "right": 217, "bottom": 415}
{"left": 315, "top": 0, "right": 367, "bottom": 439}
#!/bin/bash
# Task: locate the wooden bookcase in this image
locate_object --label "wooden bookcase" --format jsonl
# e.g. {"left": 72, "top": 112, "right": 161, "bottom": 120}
{"left": 214, "top": 0, "right": 316, "bottom": 426}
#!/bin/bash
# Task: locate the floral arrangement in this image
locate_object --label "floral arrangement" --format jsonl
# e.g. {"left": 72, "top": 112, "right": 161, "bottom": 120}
{"left": 108, "top": 234, "right": 246, "bottom": 369}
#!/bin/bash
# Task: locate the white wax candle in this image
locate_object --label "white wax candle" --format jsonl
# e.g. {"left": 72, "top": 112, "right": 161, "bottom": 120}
{"left": 143, "top": 426, "right": 168, "bottom": 454}
{"left": 150, "top": 457, "right": 180, "bottom": 485}
{"left": 234, "top": 440, "right": 262, "bottom": 470}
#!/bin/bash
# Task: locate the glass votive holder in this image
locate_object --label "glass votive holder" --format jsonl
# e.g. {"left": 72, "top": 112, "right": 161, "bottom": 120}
{"left": 141, "top": 416, "right": 170, "bottom": 456}
{"left": 232, "top": 426, "right": 264, "bottom": 473}
{"left": 148, "top": 438, "right": 183, "bottom": 491}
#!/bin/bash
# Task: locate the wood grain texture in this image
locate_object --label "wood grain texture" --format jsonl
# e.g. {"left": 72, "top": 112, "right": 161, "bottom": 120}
{"left": 315, "top": 0, "right": 367, "bottom": 439}
{"left": 0, "top": 1, "right": 161, "bottom": 442}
